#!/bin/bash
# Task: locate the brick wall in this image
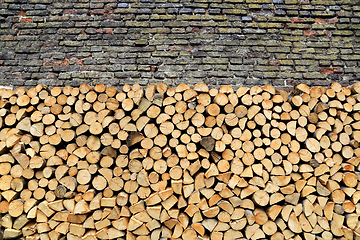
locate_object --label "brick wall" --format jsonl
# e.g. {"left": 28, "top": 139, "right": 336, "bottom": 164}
{"left": 0, "top": 0, "right": 360, "bottom": 89}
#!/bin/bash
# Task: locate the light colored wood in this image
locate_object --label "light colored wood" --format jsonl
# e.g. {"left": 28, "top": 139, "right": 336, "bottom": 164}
{"left": 2, "top": 82, "right": 360, "bottom": 239}
{"left": 8, "top": 199, "right": 24, "bottom": 217}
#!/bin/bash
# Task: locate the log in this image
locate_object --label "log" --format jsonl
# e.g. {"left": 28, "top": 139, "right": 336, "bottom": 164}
{"left": 1, "top": 82, "right": 360, "bottom": 240}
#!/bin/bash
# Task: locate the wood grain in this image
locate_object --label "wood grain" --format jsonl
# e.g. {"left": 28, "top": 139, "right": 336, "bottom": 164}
{"left": 0, "top": 82, "right": 359, "bottom": 240}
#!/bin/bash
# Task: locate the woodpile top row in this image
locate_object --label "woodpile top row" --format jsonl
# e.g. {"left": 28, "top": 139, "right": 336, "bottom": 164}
{"left": 0, "top": 82, "right": 359, "bottom": 240}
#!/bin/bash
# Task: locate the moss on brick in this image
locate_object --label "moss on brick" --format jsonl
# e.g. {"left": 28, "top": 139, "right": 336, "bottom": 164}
{"left": 0, "top": 0, "right": 358, "bottom": 89}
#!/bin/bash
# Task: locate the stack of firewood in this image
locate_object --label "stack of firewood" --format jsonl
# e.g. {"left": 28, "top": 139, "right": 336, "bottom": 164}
{"left": 0, "top": 82, "right": 359, "bottom": 240}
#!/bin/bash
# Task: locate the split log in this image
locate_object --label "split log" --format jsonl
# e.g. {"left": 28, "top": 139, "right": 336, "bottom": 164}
{"left": 0, "top": 82, "right": 360, "bottom": 240}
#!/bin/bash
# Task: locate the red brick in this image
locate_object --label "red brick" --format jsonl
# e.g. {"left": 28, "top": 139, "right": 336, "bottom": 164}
{"left": 43, "top": 60, "right": 70, "bottom": 66}
{"left": 21, "top": 18, "right": 32, "bottom": 23}
{"left": 319, "top": 67, "right": 343, "bottom": 74}
{"left": 305, "top": 31, "right": 319, "bottom": 36}
{"left": 315, "top": 18, "right": 326, "bottom": 24}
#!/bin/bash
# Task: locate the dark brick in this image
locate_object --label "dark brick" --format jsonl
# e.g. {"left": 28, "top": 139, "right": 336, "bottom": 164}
{"left": 179, "top": 8, "right": 192, "bottom": 14}
{"left": 168, "top": 8, "right": 179, "bottom": 14}
{"left": 117, "top": 3, "right": 128, "bottom": 8}
{"left": 26, "top": 10, "right": 49, "bottom": 15}
{"left": 242, "top": 16, "right": 252, "bottom": 21}
{"left": 194, "top": 8, "right": 206, "bottom": 14}
{"left": 0, "top": 0, "right": 357, "bottom": 89}
{"left": 209, "top": 9, "right": 221, "bottom": 14}
{"left": 275, "top": 9, "right": 286, "bottom": 15}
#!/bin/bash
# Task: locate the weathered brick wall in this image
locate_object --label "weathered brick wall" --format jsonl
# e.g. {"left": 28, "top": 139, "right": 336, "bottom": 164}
{"left": 0, "top": 0, "right": 360, "bottom": 89}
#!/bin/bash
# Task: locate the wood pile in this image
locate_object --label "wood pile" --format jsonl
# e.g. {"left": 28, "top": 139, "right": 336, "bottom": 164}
{"left": 0, "top": 82, "right": 359, "bottom": 240}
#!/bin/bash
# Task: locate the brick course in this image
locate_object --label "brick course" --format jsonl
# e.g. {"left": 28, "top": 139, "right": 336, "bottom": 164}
{"left": 0, "top": 0, "right": 360, "bottom": 89}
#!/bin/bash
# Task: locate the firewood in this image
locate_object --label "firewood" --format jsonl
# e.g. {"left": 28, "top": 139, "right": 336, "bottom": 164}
{"left": 8, "top": 199, "right": 24, "bottom": 217}
{"left": 1, "top": 82, "right": 360, "bottom": 239}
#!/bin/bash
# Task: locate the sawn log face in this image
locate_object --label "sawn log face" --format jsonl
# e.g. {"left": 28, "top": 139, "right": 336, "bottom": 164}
{"left": 0, "top": 82, "right": 359, "bottom": 240}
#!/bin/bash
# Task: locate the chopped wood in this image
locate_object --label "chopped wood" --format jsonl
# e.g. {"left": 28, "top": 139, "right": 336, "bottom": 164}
{"left": 0, "top": 82, "right": 359, "bottom": 239}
